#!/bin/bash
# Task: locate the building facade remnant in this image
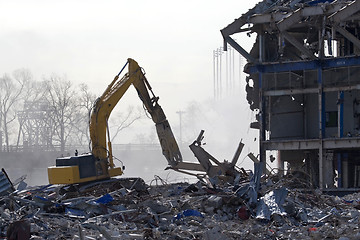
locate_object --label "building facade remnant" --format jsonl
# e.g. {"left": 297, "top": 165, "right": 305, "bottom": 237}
{"left": 221, "top": 0, "right": 360, "bottom": 188}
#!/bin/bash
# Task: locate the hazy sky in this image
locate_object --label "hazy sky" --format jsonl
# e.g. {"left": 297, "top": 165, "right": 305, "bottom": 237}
{"left": 1, "top": 0, "right": 258, "bottom": 99}
{"left": 0, "top": 0, "right": 260, "bottom": 153}
{"left": 1, "top": 1, "right": 263, "bottom": 183}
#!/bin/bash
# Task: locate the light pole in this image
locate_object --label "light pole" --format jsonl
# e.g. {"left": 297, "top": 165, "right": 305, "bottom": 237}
{"left": 176, "top": 110, "right": 185, "bottom": 145}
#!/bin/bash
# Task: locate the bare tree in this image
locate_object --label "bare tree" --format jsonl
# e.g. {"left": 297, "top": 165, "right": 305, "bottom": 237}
{"left": 0, "top": 69, "right": 30, "bottom": 151}
{"left": 74, "top": 83, "right": 97, "bottom": 147}
{"left": 44, "top": 74, "right": 80, "bottom": 152}
{"left": 3, "top": 68, "right": 149, "bottom": 153}
{"left": 110, "top": 105, "right": 144, "bottom": 143}
{"left": 133, "top": 130, "right": 157, "bottom": 144}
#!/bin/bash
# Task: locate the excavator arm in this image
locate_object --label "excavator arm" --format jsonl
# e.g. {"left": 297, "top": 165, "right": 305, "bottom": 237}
{"left": 90, "top": 58, "right": 182, "bottom": 172}
{"left": 48, "top": 58, "right": 182, "bottom": 184}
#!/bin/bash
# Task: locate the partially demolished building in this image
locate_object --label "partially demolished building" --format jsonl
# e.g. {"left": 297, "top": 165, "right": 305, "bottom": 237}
{"left": 221, "top": 0, "right": 360, "bottom": 189}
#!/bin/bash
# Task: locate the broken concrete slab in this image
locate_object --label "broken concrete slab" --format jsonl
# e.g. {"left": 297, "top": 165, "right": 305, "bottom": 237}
{"left": 1, "top": 172, "right": 360, "bottom": 239}
{"left": 0, "top": 168, "right": 15, "bottom": 196}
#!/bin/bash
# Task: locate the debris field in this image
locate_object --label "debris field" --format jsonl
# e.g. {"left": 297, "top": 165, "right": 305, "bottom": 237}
{"left": 2, "top": 171, "right": 360, "bottom": 240}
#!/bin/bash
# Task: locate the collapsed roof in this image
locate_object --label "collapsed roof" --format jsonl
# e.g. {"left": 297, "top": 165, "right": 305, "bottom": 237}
{"left": 221, "top": 0, "right": 360, "bottom": 63}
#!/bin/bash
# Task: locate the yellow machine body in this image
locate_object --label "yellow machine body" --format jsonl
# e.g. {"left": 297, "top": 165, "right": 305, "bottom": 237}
{"left": 48, "top": 165, "right": 123, "bottom": 184}
{"left": 48, "top": 58, "right": 182, "bottom": 184}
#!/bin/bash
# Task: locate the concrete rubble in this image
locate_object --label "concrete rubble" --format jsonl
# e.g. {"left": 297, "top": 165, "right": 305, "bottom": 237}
{"left": 2, "top": 171, "right": 360, "bottom": 239}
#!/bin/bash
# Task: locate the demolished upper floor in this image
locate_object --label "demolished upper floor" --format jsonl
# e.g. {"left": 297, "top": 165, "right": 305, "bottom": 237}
{"left": 221, "top": 0, "right": 360, "bottom": 64}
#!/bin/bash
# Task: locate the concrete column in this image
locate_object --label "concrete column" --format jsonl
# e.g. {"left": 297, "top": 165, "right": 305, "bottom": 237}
{"left": 318, "top": 67, "right": 325, "bottom": 189}
{"left": 337, "top": 153, "right": 342, "bottom": 188}
{"left": 277, "top": 150, "right": 284, "bottom": 176}
{"left": 323, "top": 152, "right": 334, "bottom": 188}
{"left": 319, "top": 146, "right": 324, "bottom": 188}
{"left": 259, "top": 71, "right": 266, "bottom": 190}
{"left": 342, "top": 153, "right": 349, "bottom": 188}
{"left": 338, "top": 91, "right": 344, "bottom": 138}
{"left": 259, "top": 33, "right": 265, "bottom": 63}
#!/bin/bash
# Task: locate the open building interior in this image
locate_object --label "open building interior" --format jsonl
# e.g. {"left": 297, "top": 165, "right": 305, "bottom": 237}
{"left": 221, "top": 0, "right": 360, "bottom": 189}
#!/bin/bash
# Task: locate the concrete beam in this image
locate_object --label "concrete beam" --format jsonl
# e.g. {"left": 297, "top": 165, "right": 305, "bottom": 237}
{"left": 170, "top": 162, "right": 206, "bottom": 172}
{"left": 250, "top": 12, "right": 291, "bottom": 25}
{"left": 249, "top": 56, "right": 360, "bottom": 74}
{"left": 329, "top": 0, "right": 360, "bottom": 23}
{"left": 247, "top": 3, "right": 345, "bottom": 26}
{"left": 282, "top": 31, "right": 317, "bottom": 60}
{"left": 220, "top": 17, "right": 247, "bottom": 38}
{"left": 323, "top": 137, "right": 360, "bottom": 149}
{"left": 263, "top": 84, "right": 360, "bottom": 97}
{"left": 264, "top": 88, "right": 318, "bottom": 96}
{"left": 263, "top": 139, "right": 320, "bottom": 150}
{"left": 277, "top": 4, "right": 345, "bottom": 32}
{"left": 224, "top": 36, "right": 256, "bottom": 63}
{"left": 324, "top": 84, "right": 360, "bottom": 93}
{"left": 334, "top": 25, "right": 360, "bottom": 50}
{"left": 263, "top": 137, "right": 360, "bottom": 151}
{"left": 277, "top": 9, "right": 303, "bottom": 32}
{"left": 248, "top": 153, "right": 271, "bottom": 175}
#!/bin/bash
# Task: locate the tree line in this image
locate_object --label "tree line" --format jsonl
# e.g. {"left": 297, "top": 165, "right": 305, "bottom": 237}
{"left": 0, "top": 69, "right": 143, "bottom": 153}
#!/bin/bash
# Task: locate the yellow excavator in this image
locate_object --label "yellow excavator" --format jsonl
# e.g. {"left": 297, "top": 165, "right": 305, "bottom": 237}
{"left": 48, "top": 58, "right": 183, "bottom": 184}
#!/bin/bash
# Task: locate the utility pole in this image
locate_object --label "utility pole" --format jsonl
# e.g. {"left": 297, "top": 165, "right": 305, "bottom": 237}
{"left": 176, "top": 110, "right": 185, "bottom": 145}
{"left": 213, "top": 50, "right": 216, "bottom": 99}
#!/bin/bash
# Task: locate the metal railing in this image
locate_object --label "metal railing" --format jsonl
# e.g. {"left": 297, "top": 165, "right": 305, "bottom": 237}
{"left": 0, "top": 143, "right": 162, "bottom": 153}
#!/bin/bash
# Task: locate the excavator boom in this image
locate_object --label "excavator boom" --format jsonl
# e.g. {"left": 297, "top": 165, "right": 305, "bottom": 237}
{"left": 48, "top": 58, "right": 182, "bottom": 184}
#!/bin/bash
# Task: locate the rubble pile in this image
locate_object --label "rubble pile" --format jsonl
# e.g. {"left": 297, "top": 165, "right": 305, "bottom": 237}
{"left": 1, "top": 174, "right": 360, "bottom": 239}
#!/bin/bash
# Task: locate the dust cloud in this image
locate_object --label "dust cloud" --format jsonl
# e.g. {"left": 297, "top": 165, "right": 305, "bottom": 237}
{"left": 116, "top": 93, "right": 259, "bottom": 184}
